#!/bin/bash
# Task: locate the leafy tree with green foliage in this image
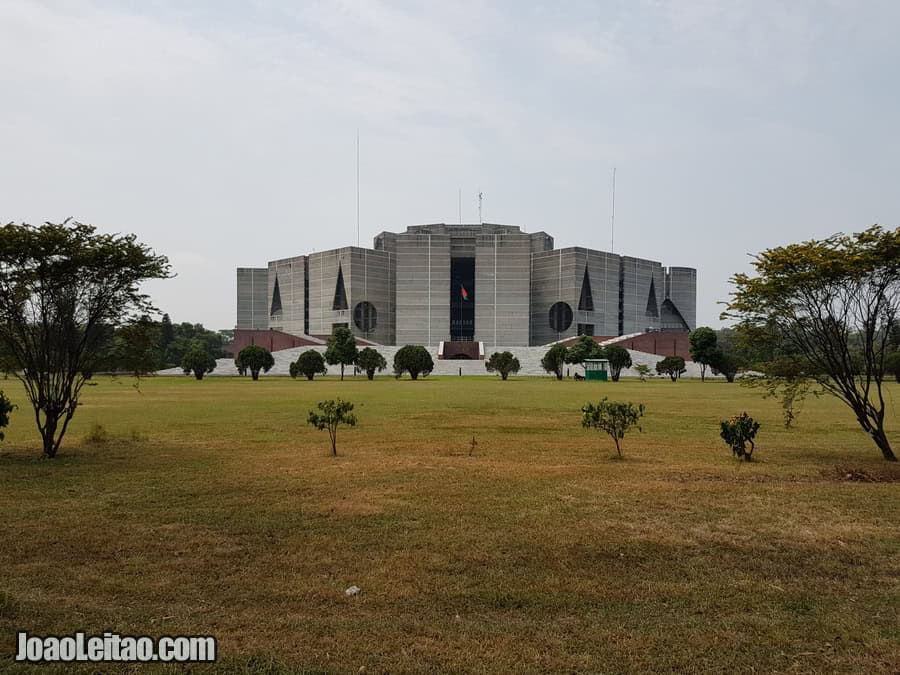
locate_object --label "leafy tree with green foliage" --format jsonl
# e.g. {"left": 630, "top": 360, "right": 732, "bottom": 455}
{"left": 235, "top": 345, "right": 275, "bottom": 380}
{"left": 0, "top": 390, "right": 14, "bottom": 441}
{"left": 356, "top": 347, "right": 387, "bottom": 380}
{"left": 291, "top": 350, "right": 327, "bottom": 380}
{"left": 740, "top": 347, "right": 820, "bottom": 429}
{"left": 181, "top": 342, "right": 217, "bottom": 380}
{"left": 541, "top": 343, "right": 568, "bottom": 380}
{"left": 0, "top": 341, "right": 18, "bottom": 376}
{"left": 724, "top": 225, "right": 900, "bottom": 461}
{"left": 605, "top": 345, "right": 632, "bottom": 382}
{"left": 581, "top": 397, "right": 645, "bottom": 458}
{"left": 485, "top": 351, "right": 521, "bottom": 380}
{"left": 565, "top": 335, "right": 603, "bottom": 366}
{"left": 307, "top": 398, "right": 357, "bottom": 456}
{"left": 689, "top": 327, "right": 718, "bottom": 382}
{"left": 886, "top": 350, "right": 900, "bottom": 384}
{"left": 325, "top": 327, "right": 358, "bottom": 381}
{"left": 634, "top": 364, "right": 651, "bottom": 381}
{"left": 656, "top": 356, "right": 686, "bottom": 381}
{"left": 161, "top": 322, "right": 226, "bottom": 369}
{"left": 160, "top": 313, "right": 175, "bottom": 352}
{"left": 710, "top": 350, "right": 739, "bottom": 383}
{"left": 708, "top": 327, "right": 751, "bottom": 383}
{"left": 0, "top": 220, "right": 170, "bottom": 458}
{"left": 393, "top": 345, "right": 434, "bottom": 380}
{"left": 720, "top": 413, "right": 760, "bottom": 461}
{"left": 109, "top": 317, "right": 162, "bottom": 377}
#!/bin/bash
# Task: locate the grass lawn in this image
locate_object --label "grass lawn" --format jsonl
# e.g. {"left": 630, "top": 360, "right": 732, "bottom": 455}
{"left": 1, "top": 375, "right": 898, "bottom": 673}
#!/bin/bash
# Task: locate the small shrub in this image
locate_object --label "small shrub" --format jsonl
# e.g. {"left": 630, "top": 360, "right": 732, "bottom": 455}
{"left": 84, "top": 423, "right": 109, "bottom": 444}
{"left": 292, "top": 350, "right": 327, "bottom": 380}
{"left": 356, "top": 347, "right": 387, "bottom": 380}
{"left": 581, "top": 398, "right": 645, "bottom": 458}
{"left": 181, "top": 343, "right": 217, "bottom": 380}
{"left": 541, "top": 344, "right": 568, "bottom": 380}
{"left": 235, "top": 345, "right": 275, "bottom": 380}
{"left": 393, "top": 345, "right": 433, "bottom": 380}
{"left": 720, "top": 412, "right": 760, "bottom": 461}
{"left": 656, "top": 356, "right": 686, "bottom": 381}
{"left": 307, "top": 398, "right": 357, "bottom": 456}
{"left": 605, "top": 345, "right": 632, "bottom": 382}
{"left": 0, "top": 390, "right": 14, "bottom": 441}
{"left": 634, "top": 364, "right": 651, "bottom": 381}
{"left": 485, "top": 351, "right": 521, "bottom": 380}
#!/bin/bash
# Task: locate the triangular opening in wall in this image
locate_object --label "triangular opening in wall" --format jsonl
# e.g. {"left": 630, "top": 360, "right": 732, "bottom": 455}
{"left": 645, "top": 278, "right": 659, "bottom": 318}
{"left": 660, "top": 299, "right": 689, "bottom": 331}
{"left": 270, "top": 276, "right": 283, "bottom": 315}
{"left": 333, "top": 264, "right": 349, "bottom": 310}
{"left": 578, "top": 268, "right": 594, "bottom": 311}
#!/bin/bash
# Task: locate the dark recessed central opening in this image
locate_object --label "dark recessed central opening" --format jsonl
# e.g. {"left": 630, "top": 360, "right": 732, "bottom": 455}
{"left": 450, "top": 257, "right": 475, "bottom": 341}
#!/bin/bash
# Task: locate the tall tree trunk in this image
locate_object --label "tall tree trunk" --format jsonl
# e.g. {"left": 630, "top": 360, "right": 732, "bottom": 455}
{"left": 42, "top": 417, "right": 58, "bottom": 458}
{"left": 340, "top": 364, "right": 344, "bottom": 381}
{"left": 873, "top": 427, "right": 897, "bottom": 461}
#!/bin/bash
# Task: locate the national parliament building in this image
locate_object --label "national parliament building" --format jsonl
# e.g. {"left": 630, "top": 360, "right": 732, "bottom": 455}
{"left": 236, "top": 223, "right": 696, "bottom": 348}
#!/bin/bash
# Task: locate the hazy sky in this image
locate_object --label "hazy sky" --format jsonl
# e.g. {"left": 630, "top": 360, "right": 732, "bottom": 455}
{"left": 2, "top": 0, "right": 898, "bottom": 330}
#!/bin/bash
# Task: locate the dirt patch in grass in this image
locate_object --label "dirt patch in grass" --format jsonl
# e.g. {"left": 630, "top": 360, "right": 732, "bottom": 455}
{"left": 829, "top": 466, "right": 900, "bottom": 482}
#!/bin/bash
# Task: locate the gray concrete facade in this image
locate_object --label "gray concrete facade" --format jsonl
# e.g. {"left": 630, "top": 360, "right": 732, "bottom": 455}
{"left": 236, "top": 267, "right": 269, "bottom": 330}
{"left": 237, "top": 223, "right": 697, "bottom": 346}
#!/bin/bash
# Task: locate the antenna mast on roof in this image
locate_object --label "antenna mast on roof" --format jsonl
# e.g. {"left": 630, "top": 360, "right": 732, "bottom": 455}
{"left": 610, "top": 167, "right": 616, "bottom": 253}
{"left": 478, "top": 191, "right": 483, "bottom": 224}
{"left": 356, "top": 130, "right": 360, "bottom": 248}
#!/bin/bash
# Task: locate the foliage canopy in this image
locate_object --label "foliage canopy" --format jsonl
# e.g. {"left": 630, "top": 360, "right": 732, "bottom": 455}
{"left": 565, "top": 336, "right": 603, "bottom": 366}
{"left": 291, "top": 350, "right": 327, "bottom": 380}
{"left": 605, "top": 345, "right": 632, "bottom": 382}
{"left": 356, "top": 347, "right": 387, "bottom": 380}
{"left": 541, "top": 343, "right": 568, "bottom": 380}
{"left": 485, "top": 351, "right": 521, "bottom": 380}
{"left": 689, "top": 327, "right": 718, "bottom": 382}
{"left": 0, "top": 390, "right": 14, "bottom": 442}
{"left": 325, "top": 328, "right": 358, "bottom": 381}
{"left": 181, "top": 343, "right": 217, "bottom": 380}
{"left": 393, "top": 345, "right": 433, "bottom": 380}
{"left": 235, "top": 345, "right": 275, "bottom": 380}
{"left": 655, "top": 356, "right": 686, "bottom": 381}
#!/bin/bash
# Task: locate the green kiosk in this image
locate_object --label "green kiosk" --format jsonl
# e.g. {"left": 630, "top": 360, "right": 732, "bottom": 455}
{"left": 583, "top": 358, "right": 610, "bottom": 381}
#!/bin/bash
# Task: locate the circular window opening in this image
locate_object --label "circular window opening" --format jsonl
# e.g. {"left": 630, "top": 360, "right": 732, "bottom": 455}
{"left": 353, "top": 301, "right": 377, "bottom": 332}
{"left": 549, "top": 301, "right": 573, "bottom": 332}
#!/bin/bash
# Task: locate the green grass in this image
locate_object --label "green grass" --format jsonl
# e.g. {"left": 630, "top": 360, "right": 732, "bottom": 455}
{"left": 0, "top": 375, "right": 899, "bottom": 673}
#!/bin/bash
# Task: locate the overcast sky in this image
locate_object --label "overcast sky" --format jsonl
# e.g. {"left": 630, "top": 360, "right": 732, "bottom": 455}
{"left": 2, "top": 0, "right": 898, "bottom": 330}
